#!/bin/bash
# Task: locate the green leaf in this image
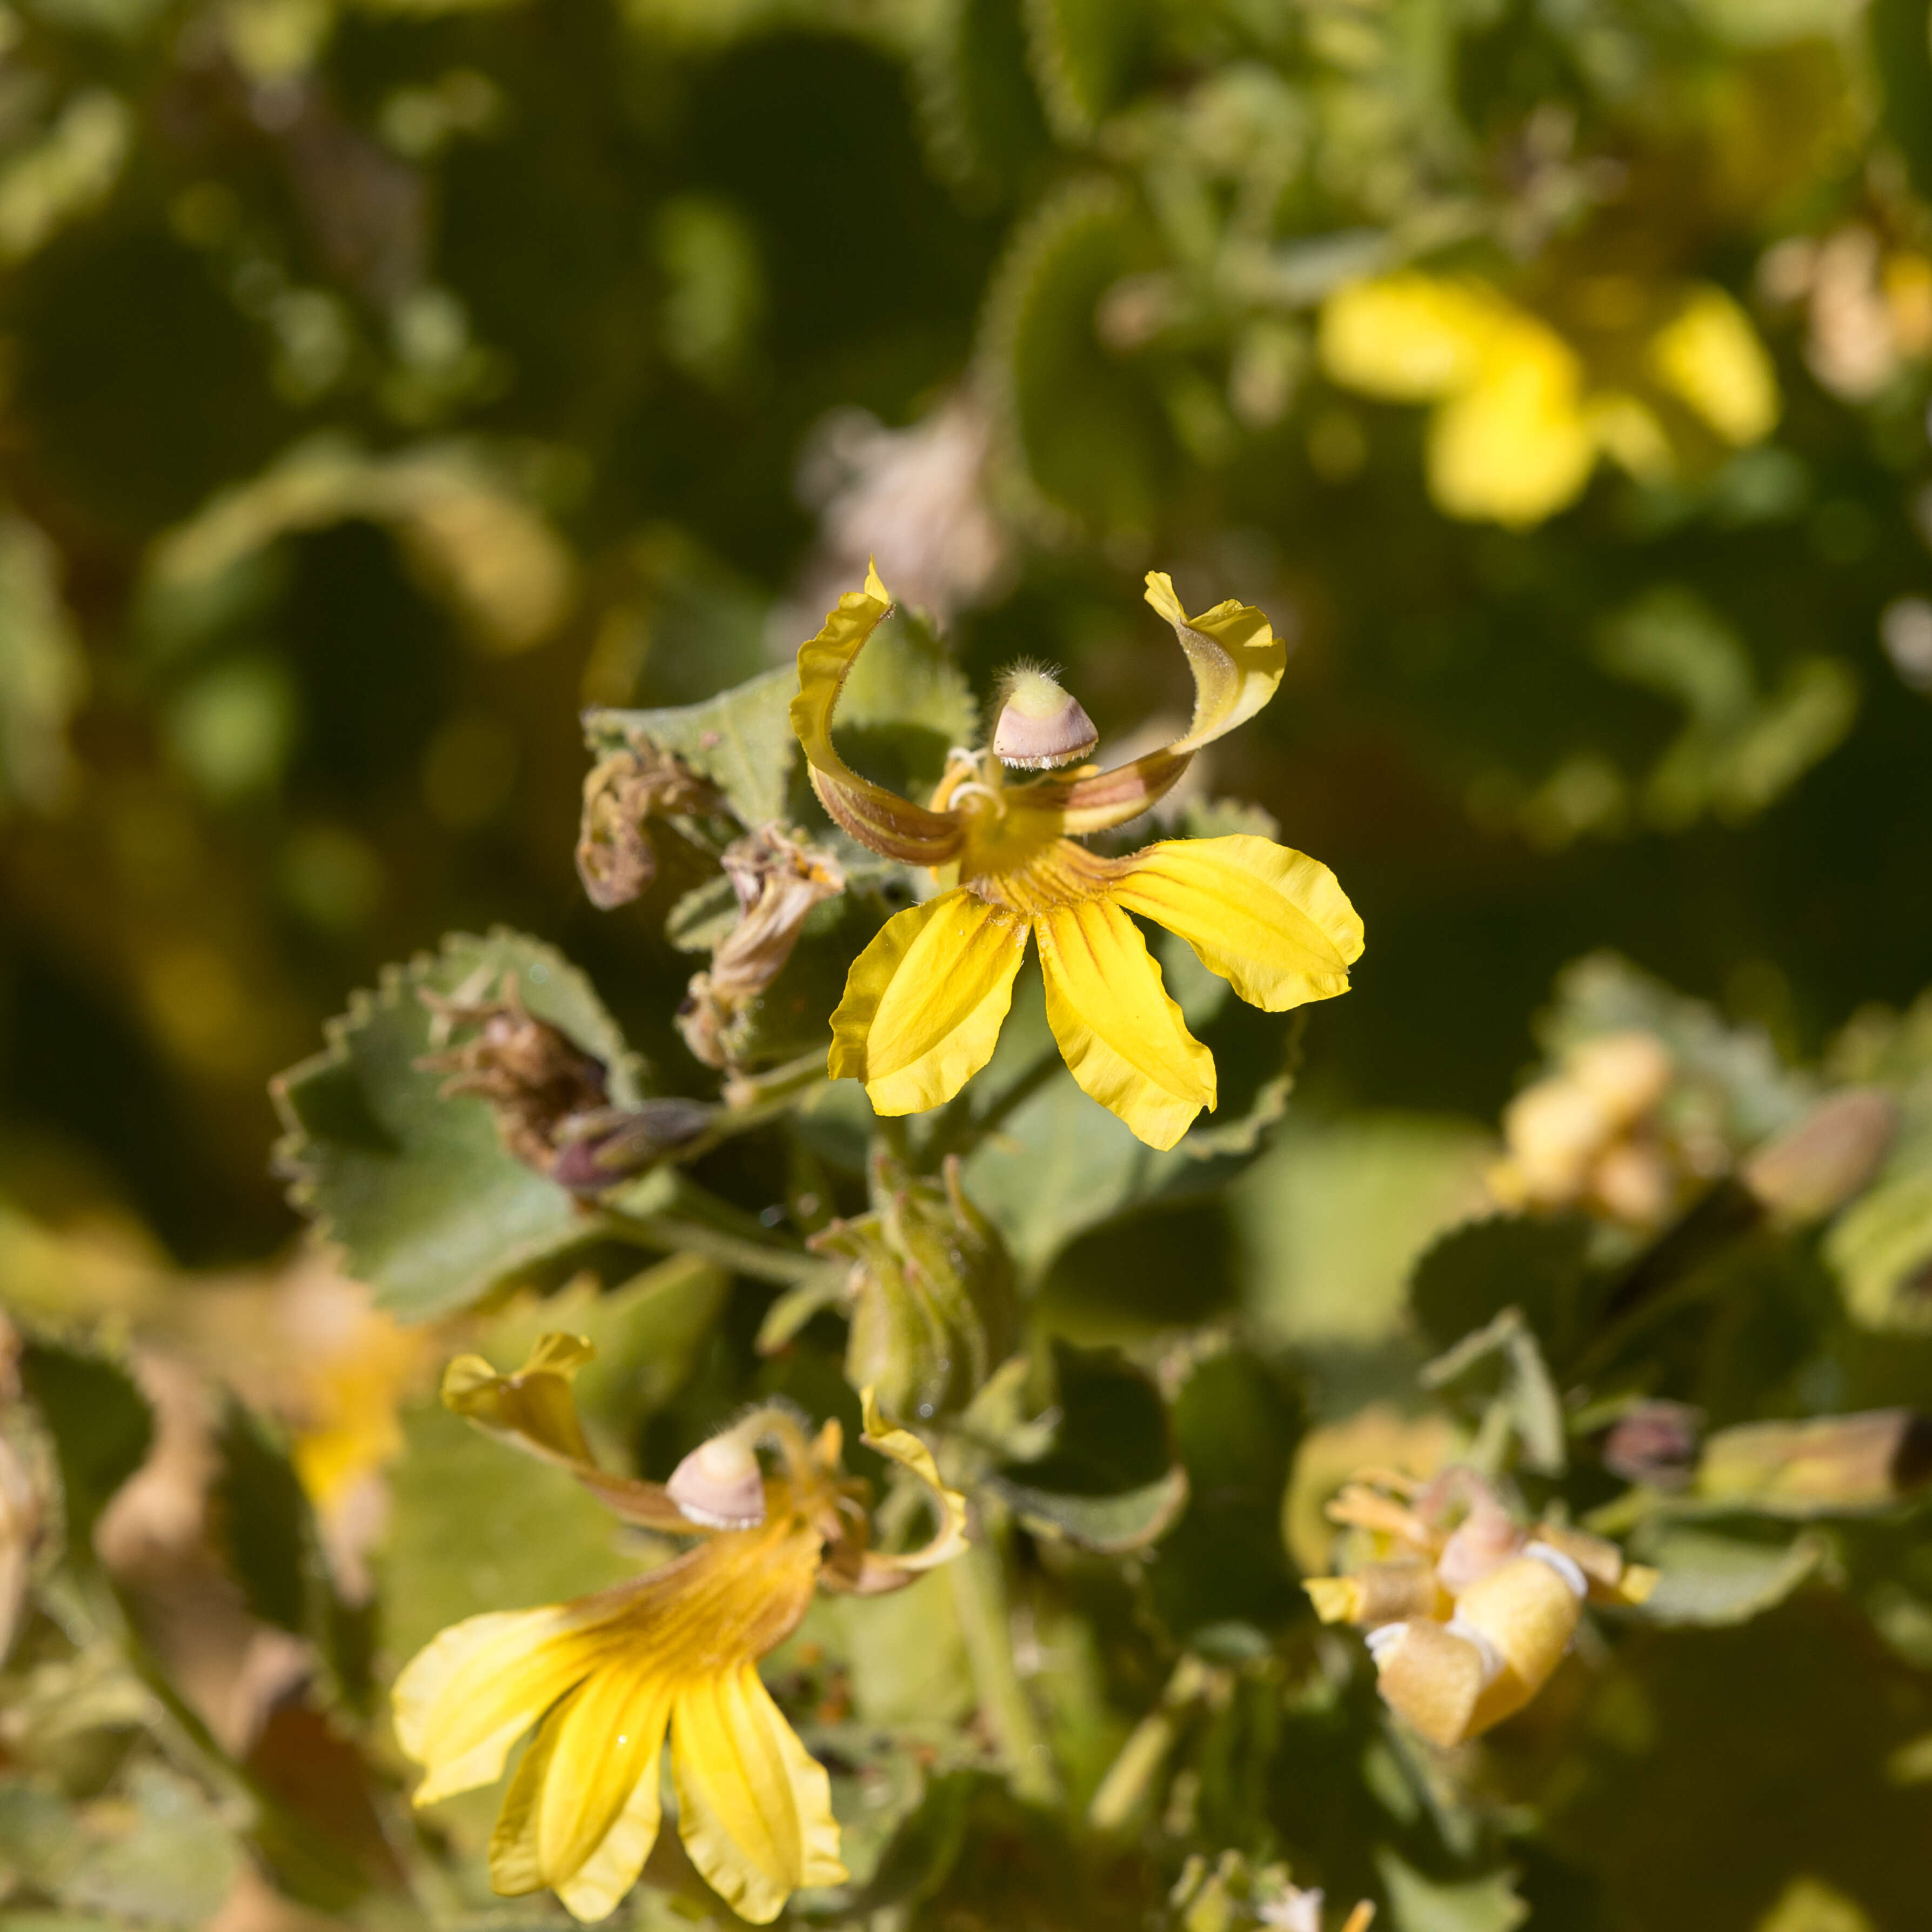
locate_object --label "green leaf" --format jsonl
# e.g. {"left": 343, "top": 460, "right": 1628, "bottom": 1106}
{"left": 584, "top": 665, "right": 798, "bottom": 828}
{"left": 1635, "top": 1526, "right": 1828, "bottom": 1626}
{"left": 1409, "top": 1214, "right": 1599, "bottom": 1373}
{"left": 1420, "top": 1305, "right": 1567, "bottom": 1476}
{"left": 271, "top": 928, "right": 639, "bottom": 1320}
{"left": 980, "top": 176, "right": 1169, "bottom": 534}
{"left": 57, "top": 1766, "right": 238, "bottom": 1928}
{"left": 1824, "top": 1115, "right": 1932, "bottom": 1333}
{"left": 1233, "top": 1114, "right": 1494, "bottom": 1346}
{"left": 0, "top": 515, "right": 85, "bottom": 819}
{"left": 209, "top": 1402, "right": 310, "bottom": 1635}
{"left": 990, "top": 1341, "right": 1186, "bottom": 1553}
{"left": 17, "top": 1340, "right": 151, "bottom": 1559}
{"left": 379, "top": 1396, "right": 636, "bottom": 1668}
{"left": 1376, "top": 1851, "right": 1528, "bottom": 1932}
{"left": 833, "top": 605, "right": 978, "bottom": 798}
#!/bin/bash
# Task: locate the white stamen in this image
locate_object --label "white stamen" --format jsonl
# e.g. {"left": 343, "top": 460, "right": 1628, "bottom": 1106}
{"left": 1445, "top": 1614, "right": 1506, "bottom": 1686}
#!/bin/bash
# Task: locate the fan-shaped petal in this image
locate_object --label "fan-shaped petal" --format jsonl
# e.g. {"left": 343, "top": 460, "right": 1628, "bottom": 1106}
{"left": 1112, "top": 835, "right": 1364, "bottom": 1012}
{"left": 829, "top": 890, "right": 1028, "bottom": 1115}
{"left": 1036, "top": 899, "right": 1215, "bottom": 1151}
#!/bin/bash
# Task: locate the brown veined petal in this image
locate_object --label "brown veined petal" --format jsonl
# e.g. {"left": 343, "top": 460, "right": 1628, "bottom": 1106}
{"left": 1036, "top": 573, "right": 1287, "bottom": 837}
{"left": 442, "top": 1334, "right": 694, "bottom": 1532}
{"left": 1035, "top": 899, "right": 1215, "bottom": 1151}
{"left": 672, "top": 1661, "right": 845, "bottom": 1924}
{"left": 828, "top": 890, "right": 1028, "bottom": 1116}
{"left": 790, "top": 565, "right": 964, "bottom": 865}
{"left": 1111, "top": 835, "right": 1364, "bottom": 1012}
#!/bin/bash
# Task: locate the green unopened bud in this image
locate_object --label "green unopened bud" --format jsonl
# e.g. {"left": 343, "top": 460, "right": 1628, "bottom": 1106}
{"left": 1694, "top": 1409, "right": 1932, "bottom": 1516}
{"left": 809, "top": 1147, "right": 1017, "bottom": 1421}
{"left": 1742, "top": 1088, "right": 1898, "bottom": 1223}
{"left": 991, "top": 664, "right": 1099, "bottom": 770}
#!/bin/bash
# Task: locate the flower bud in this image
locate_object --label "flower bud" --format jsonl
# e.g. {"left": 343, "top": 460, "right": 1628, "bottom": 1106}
{"left": 991, "top": 665, "right": 1099, "bottom": 771}
{"left": 1694, "top": 1408, "right": 1932, "bottom": 1515}
{"left": 1742, "top": 1089, "right": 1898, "bottom": 1224}
{"left": 667, "top": 1432, "right": 766, "bottom": 1529}
{"left": 1434, "top": 1498, "right": 1525, "bottom": 1594}
{"left": 811, "top": 1149, "right": 1016, "bottom": 1421}
{"left": 1567, "top": 1029, "right": 1673, "bottom": 1128}
{"left": 1499, "top": 1077, "right": 1610, "bottom": 1201}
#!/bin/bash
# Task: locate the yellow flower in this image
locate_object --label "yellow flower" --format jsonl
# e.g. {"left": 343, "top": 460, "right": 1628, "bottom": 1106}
{"left": 393, "top": 1335, "right": 965, "bottom": 1924}
{"left": 1320, "top": 271, "right": 1779, "bottom": 526}
{"left": 791, "top": 569, "right": 1363, "bottom": 1151}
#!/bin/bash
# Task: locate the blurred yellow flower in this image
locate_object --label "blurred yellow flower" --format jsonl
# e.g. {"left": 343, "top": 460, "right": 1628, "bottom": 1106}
{"left": 395, "top": 1336, "right": 963, "bottom": 1924}
{"left": 1320, "top": 271, "right": 1779, "bottom": 525}
{"left": 792, "top": 569, "right": 1363, "bottom": 1149}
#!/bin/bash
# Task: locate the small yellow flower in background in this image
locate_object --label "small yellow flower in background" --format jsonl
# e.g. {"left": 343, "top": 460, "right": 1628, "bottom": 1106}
{"left": 1305, "top": 1466, "right": 1655, "bottom": 1749}
{"left": 792, "top": 569, "right": 1363, "bottom": 1151}
{"left": 1320, "top": 270, "right": 1779, "bottom": 526}
{"left": 393, "top": 1334, "right": 964, "bottom": 1923}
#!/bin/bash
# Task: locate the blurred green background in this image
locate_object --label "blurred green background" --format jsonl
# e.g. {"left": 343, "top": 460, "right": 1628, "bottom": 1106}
{"left": 3, "top": 2, "right": 1932, "bottom": 1926}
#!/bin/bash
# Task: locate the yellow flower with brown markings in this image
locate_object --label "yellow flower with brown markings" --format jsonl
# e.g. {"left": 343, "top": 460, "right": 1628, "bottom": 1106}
{"left": 791, "top": 568, "right": 1363, "bottom": 1149}
{"left": 392, "top": 1336, "right": 964, "bottom": 1924}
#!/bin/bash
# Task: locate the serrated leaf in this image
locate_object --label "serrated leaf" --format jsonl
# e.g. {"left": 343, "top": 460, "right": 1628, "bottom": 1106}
{"left": 1022, "top": 0, "right": 1148, "bottom": 143}
{"left": 17, "top": 1341, "right": 151, "bottom": 1559}
{"left": 1376, "top": 1851, "right": 1528, "bottom": 1932}
{"left": 271, "top": 930, "right": 638, "bottom": 1320}
{"left": 584, "top": 665, "right": 798, "bottom": 828}
{"left": 833, "top": 605, "right": 979, "bottom": 799}
{"left": 980, "top": 176, "right": 1169, "bottom": 533}
{"left": 915, "top": 0, "right": 1054, "bottom": 197}
{"left": 1636, "top": 1526, "right": 1827, "bottom": 1626}
{"left": 994, "top": 1469, "right": 1190, "bottom": 1554}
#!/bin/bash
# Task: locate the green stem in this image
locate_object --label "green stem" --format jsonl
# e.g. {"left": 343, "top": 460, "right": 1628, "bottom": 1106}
{"left": 947, "top": 1525, "right": 1060, "bottom": 1807}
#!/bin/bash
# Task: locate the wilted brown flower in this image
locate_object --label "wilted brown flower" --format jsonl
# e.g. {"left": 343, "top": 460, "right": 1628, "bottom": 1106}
{"left": 677, "top": 826, "right": 843, "bottom": 1071}
{"left": 574, "top": 744, "right": 724, "bottom": 911}
{"left": 419, "top": 974, "right": 712, "bottom": 1187}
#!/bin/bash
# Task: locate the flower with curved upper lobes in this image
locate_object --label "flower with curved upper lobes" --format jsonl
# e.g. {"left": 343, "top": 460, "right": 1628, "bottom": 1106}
{"left": 392, "top": 1334, "right": 965, "bottom": 1925}
{"left": 790, "top": 567, "right": 1364, "bottom": 1150}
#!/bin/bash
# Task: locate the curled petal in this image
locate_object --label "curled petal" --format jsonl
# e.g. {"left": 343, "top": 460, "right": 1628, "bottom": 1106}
{"left": 672, "top": 1662, "right": 845, "bottom": 1924}
{"left": 1112, "top": 835, "right": 1363, "bottom": 1012}
{"left": 828, "top": 891, "right": 1028, "bottom": 1115}
{"left": 847, "top": 1386, "right": 970, "bottom": 1589}
{"left": 1036, "top": 899, "right": 1215, "bottom": 1151}
{"left": 442, "top": 1334, "right": 694, "bottom": 1532}
{"left": 1040, "top": 574, "right": 1287, "bottom": 836}
{"left": 790, "top": 565, "right": 964, "bottom": 865}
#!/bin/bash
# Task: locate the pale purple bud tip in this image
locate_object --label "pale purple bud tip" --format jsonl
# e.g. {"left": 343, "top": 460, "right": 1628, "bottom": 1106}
{"left": 991, "top": 667, "right": 1098, "bottom": 771}
{"left": 667, "top": 1435, "right": 766, "bottom": 1529}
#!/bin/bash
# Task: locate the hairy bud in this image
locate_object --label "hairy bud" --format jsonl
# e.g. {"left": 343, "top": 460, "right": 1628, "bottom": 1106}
{"left": 991, "top": 664, "right": 1099, "bottom": 771}
{"left": 667, "top": 1431, "right": 766, "bottom": 1529}
{"left": 810, "top": 1148, "right": 1017, "bottom": 1421}
{"left": 1742, "top": 1088, "right": 1898, "bottom": 1223}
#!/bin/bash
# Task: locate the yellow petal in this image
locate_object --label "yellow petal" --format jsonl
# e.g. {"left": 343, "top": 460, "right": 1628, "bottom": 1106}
{"left": 1648, "top": 283, "right": 1779, "bottom": 445}
{"left": 1319, "top": 272, "right": 1509, "bottom": 400}
{"left": 1427, "top": 319, "right": 1597, "bottom": 526}
{"left": 848, "top": 1388, "right": 970, "bottom": 1587}
{"left": 672, "top": 1662, "right": 845, "bottom": 1924}
{"left": 395, "top": 1601, "right": 611, "bottom": 1803}
{"left": 1041, "top": 578, "right": 1288, "bottom": 837}
{"left": 554, "top": 1757, "right": 673, "bottom": 1923}
{"left": 1035, "top": 899, "right": 1215, "bottom": 1151}
{"left": 1111, "top": 835, "right": 1363, "bottom": 1012}
{"left": 790, "top": 571, "right": 963, "bottom": 865}
{"left": 828, "top": 890, "right": 1027, "bottom": 1115}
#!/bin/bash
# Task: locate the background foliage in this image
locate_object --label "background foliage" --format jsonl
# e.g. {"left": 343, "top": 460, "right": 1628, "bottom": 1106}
{"left": 2, "top": 0, "right": 1931, "bottom": 1928}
